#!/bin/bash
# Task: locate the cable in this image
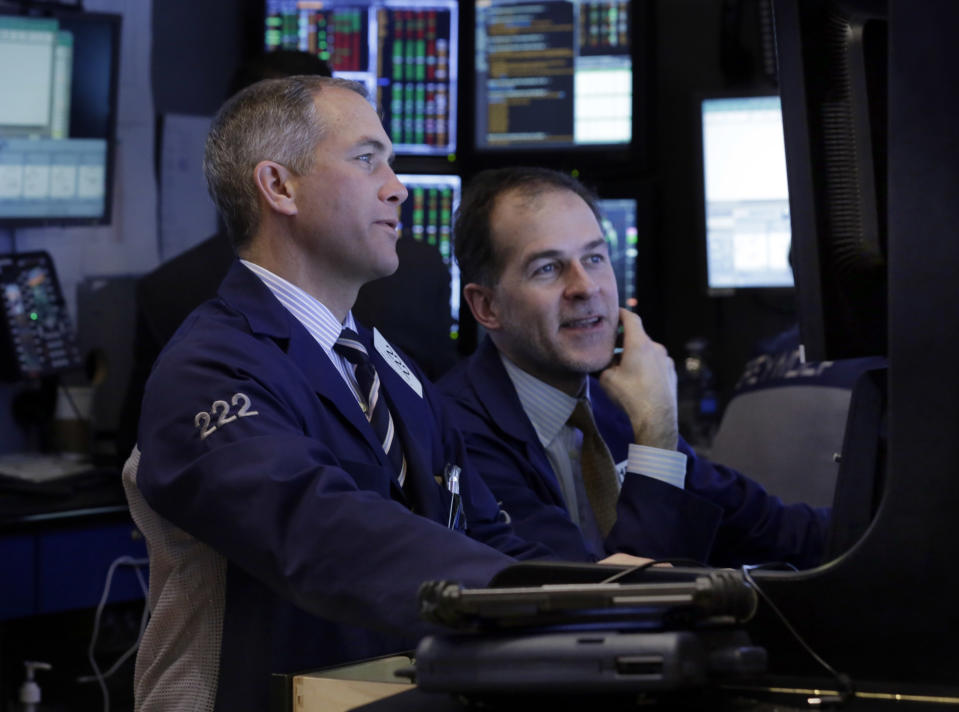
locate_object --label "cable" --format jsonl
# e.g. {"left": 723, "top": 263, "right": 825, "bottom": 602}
{"left": 58, "top": 382, "right": 85, "bottom": 421}
{"left": 741, "top": 564, "right": 854, "bottom": 703}
{"left": 75, "top": 555, "right": 150, "bottom": 712}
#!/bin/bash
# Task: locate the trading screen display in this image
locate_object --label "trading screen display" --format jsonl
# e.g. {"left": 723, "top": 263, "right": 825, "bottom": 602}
{"left": 395, "top": 173, "right": 461, "bottom": 337}
{"left": 597, "top": 198, "right": 638, "bottom": 309}
{"left": 474, "top": 0, "right": 632, "bottom": 150}
{"left": 0, "top": 12, "right": 119, "bottom": 225}
{"left": 265, "top": 0, "right": 458, "bottom": 156}
{"left": 701, "top": 95, "right": 793, "bottom": 291}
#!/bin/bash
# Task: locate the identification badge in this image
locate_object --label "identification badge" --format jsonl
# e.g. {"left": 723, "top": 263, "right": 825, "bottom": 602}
{"left": 374, "top": 328, "right": 423, "bottom": 398}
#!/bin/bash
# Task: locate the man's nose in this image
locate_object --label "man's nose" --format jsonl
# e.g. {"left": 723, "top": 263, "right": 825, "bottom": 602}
{"left": 382, "top": 166, "right": 408, "bottom": 204}
{"left": 565, "top": 262, "right": 600, "bottom": 297}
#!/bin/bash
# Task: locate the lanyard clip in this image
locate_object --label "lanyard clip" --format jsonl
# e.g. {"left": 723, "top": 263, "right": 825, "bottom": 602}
{"left": 445, "top": 464, "right": 463, "bottom": 530}
{"left": 445, "top": 464, "right": 460, "bottom": 495}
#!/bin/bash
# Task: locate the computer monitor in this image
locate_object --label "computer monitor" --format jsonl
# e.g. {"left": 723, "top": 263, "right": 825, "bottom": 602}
{"left": 698, "top": 94, "right": 793, "bottom": 293}
{"left": 395, "top": 173, "right": 461, "bottom": 338}
{"left": 473, "top": 0, "right": 633, "bottom": 152}
{"left": 597, "top": 197, "right": 638, "bottom": 310}
{"left": 263, "top": 0, "right": 458, "bottom": 157}
{"left": 0, "top": 10, "right": 121, "bottom": 226}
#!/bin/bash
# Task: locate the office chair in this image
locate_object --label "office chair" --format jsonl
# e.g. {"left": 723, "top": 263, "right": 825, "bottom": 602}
{"left": 709, "top": 382, "right": 852, "bottom": 507}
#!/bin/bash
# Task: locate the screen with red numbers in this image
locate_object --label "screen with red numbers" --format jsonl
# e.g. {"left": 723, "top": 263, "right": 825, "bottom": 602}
{"left": 264, "top": 0, "right": 458, "bottom": 157}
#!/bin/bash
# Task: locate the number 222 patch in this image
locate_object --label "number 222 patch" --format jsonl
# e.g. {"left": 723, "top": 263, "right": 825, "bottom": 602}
{"left": 194, "top": 392, "right": 259, "bottom": 440}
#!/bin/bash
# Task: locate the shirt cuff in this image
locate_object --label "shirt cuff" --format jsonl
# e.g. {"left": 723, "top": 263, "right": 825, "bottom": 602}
{"left": 626, "top": 444, "right": 687, "bottom": 490}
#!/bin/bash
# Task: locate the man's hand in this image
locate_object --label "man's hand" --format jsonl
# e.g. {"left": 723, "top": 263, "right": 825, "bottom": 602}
{"left": 597, "top": 553, "right": 657, "bottom": 567}
{"left": 598, "top": 309, "right": 679, "bottom": 451}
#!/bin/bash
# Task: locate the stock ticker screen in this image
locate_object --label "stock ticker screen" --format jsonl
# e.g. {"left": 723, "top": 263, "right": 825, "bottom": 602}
{"left": 474, "top": 0, "right": 632, "bottom": 151}
{"left": 264, "top": 0, "right": 458, "bottom": 156}
{"left": 395, "top": 173, "right": 461, "bottom": 337}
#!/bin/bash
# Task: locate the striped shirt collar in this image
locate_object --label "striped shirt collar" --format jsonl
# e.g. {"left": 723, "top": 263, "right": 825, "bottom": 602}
{"left": 240, "top": 259, "right": 357, "bottom": 353}
{"left": 499, "top": 352, "right": 590, "bottom": 448}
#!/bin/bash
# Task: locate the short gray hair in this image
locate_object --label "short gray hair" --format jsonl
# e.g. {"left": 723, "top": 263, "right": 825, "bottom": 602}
{"left": 203, "top": 75, "right": 368, "bottom": 250}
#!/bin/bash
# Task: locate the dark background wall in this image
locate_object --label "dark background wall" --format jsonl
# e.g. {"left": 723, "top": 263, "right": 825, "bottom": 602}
{"left": 151, "top": 0, "right": 264, "bottom": 116}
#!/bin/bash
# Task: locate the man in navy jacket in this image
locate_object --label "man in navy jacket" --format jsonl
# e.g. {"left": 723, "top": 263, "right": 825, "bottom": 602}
{"left": 125, "top": 79, "right": 586, "bottom": 712}
{"left": 438, "top": 167, "right": 828, "bottom": 569}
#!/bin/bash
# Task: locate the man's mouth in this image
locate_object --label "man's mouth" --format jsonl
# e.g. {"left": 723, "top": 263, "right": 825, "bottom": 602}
{"left": 561, "top": 315, "right": 604, "bottom": 329}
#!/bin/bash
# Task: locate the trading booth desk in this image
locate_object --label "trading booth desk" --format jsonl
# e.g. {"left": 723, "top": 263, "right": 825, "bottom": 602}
{"left": 274, "top": 656, "right": 953, "bottom": 712}
{"left": 270, "top": 564, "right": 958, "bottom": 712}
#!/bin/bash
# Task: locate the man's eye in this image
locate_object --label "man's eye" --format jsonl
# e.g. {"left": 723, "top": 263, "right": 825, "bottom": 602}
{"left": 532, "top": 263, "right": 556, "bottom": 276}
{"left": 585, "top": 253, "right": 606, "bottom": 265}
{"left": 356, "top": 154, "right": 373, "bottom": 164}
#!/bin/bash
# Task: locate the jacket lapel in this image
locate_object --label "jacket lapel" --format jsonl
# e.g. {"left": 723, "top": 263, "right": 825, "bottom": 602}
{"left": 362, "top": 327, "right": 444, "bottom": 520}
{"left": 217, "top": 263, "right": 388, "bottom": 469}
{"left": 467, "top": 338, "right": 568, "bottom": 508}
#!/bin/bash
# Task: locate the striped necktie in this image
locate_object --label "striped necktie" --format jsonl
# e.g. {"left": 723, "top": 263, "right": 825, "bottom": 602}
{"left": 334, "top": 328, "right": 407, "bottom": 486}
{"left": 568, "top": 398, "right": 620, "bottom": 537}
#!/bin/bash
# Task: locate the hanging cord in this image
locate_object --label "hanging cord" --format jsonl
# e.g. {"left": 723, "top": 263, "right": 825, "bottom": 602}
{"left": 741, "top": 563, "right": 854, "bottom": 704}
{"left": 76, "top": 556, "right": 150, "bottom": 712}
{"left": 599, "top": 558, "right": 854, "bottom": 702}
{"left": 58, "top": 382, "right": 85, "bottom": 421}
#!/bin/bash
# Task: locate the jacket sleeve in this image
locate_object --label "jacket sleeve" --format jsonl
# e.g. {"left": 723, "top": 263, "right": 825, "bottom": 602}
{"left": 135, "top": 323, "right": 547, "bottom": 641}
{"left": 610, "top": 437, "right": 828, "bottom": 568}
{"left": 679, "top": 438, "right": 830, "bottom": 568}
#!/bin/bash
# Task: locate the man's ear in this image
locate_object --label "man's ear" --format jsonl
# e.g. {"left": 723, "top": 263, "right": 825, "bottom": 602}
{"left": 463, "top": 283, "right": 501, "bottom": 331}
{"left": 253, "top": 160, "right": 298, "bottom": 216}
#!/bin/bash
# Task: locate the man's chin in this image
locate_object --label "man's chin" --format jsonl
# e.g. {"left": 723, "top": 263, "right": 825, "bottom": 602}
{"left": 372, "top": 256, "right": 400, "bottom": 280}
{"left": 561, "top": 349, "right": 616, "bottom": 377}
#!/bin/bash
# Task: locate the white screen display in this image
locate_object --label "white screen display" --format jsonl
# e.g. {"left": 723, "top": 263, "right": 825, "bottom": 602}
{"left": 701, "top": 95, "right": 793, "bottom": 291}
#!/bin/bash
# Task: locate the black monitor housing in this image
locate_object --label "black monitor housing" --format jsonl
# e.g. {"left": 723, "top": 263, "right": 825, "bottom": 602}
{"left": 775, "top": 0, "right": 886, "bottom": 361}
{"left": 745, "top": 0, "right": 959, "bottom": 696}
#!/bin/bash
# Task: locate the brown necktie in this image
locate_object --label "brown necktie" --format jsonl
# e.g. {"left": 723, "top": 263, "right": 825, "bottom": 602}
{"left": 568, "top": 398, "right": 620, "bottom": 537}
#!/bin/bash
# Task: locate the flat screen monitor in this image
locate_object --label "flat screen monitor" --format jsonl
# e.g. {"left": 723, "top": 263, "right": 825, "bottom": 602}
{"left": 264, "top": 0, "right": 458, "bottom": 157}
{"left": 597, "top": 197, "right": 638, "bottom": 310}
{"left": 474, "top": 0, "right": 633, "bottom": 151}
{"left": 698, "top": 94, "right": 793, "bottom": 293}
{"left": 0, "top": 10, "right": 121, "bottom": 226}
{"left": 395, "top": 173, "right": 461, "bottom": 337}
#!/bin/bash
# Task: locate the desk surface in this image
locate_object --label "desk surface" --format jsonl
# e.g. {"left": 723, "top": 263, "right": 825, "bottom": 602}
{"left": 289, "top": 656, "right": 417, "bottom": 712}
{"left": 0, "top": 466, "right": 126, "bottom": 531}
{"left": 284, "top": 659, "right": 959, "bottom": 712}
